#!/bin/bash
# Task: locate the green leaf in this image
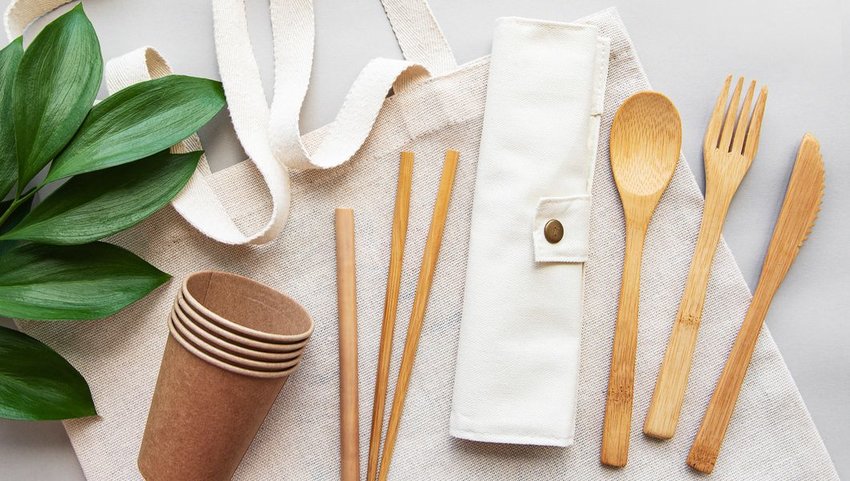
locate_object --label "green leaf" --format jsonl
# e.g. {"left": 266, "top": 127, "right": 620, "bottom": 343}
{"left": 46, "top": 75, "right": 224, "bottom": 182}
{"left": 0, "top": 37, "right": 23, "bottom": 199}
{"left": 3, "top": 150, "right": 201, "bottom": 244}
{"left": 0, "top": 195, "right": 33, "bottom": 256}
{"left": 0, "top": 325, "right": 95, "bottom": 420}
{"left": 14, "top": 4, "right": 102, "bottom": 188}
{"left": 0, "top": 242, "right": 169, "bottom": 320}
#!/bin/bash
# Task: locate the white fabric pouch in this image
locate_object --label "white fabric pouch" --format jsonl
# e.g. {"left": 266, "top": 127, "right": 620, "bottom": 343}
{"left": 450, "top": 17, "right": 610, "bottom": 447}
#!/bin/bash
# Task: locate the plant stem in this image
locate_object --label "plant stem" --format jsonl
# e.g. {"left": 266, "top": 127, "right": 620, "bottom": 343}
{"left": 0, "top": 187, "right": 38, "bottom": 227}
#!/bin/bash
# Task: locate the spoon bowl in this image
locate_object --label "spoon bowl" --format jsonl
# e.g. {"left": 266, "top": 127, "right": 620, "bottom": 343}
{"left": 601, "top": 91, "right": 681, "bottom": 468}
{"left": 610, "top": 92, "right": 682, "bottom": 205}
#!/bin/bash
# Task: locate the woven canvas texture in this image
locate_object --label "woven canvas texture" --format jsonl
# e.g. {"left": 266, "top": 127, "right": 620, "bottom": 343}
{"left": 17, "top": 8, "right": 837, "bottom": 480}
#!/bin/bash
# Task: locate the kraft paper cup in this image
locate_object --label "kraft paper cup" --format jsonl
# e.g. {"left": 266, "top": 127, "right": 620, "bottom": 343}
{"left": 138, "top": 334, "right": 292, "bottom": 481}
{"left": 138, "top": 271, "right": 313, "bottom": 481}
{"left": 175, "top": 294, "right": 309, "bottom": 353}
{"left": 181, "top": 271, "right": 314, "bottom": 344}
{"left": 166, "top": 313, "right": 299, "bottom": 378}
{"left": 169, "top": 311, "right": 303, "bottom": 371}
{"left": 172, "top": 306, "right": 303, "bottom": 362}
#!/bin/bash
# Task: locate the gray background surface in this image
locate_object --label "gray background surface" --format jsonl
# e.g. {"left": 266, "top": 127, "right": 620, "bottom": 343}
{"left": 0, "top": 0, "right": 847, "bottom": 479}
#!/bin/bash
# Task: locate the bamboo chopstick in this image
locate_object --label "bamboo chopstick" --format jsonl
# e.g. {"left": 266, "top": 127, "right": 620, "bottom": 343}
{"left": 378, "top": 150, "right": 459, "bottom": 481}
{"left": 368, "top": 153, "right": 414, "bottom": 481}
{"left": 335, "top": 209, "right": 359, "bottom": 481}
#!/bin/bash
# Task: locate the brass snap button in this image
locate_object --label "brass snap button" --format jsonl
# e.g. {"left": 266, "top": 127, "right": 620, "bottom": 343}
{"left": 544, "top": 219, "right": 564, "bottom": 244}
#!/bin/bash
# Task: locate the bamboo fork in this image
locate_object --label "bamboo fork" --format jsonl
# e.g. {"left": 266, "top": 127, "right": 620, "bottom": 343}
{"left": 335, "top": 209, "right": 359, "bottom": 481}
{"left": 688, "top": 134, "right": 824, "bottom": 473}
{"left": 644, "top": 76, "right": 768, "bottom": 439}
{"left": 367, "top": 153, "right": 414, "bottom": 481}
{"left": 378, "top": 150, "right": 459, "bottom": 481}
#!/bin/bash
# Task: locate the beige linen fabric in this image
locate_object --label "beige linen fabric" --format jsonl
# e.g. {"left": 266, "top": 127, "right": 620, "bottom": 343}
{"left": 16, "top": 8, "right": 838, "bottom": 480}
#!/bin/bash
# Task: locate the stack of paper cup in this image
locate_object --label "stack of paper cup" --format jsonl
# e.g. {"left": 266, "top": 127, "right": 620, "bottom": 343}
{"left": 138, "top": 271, "right": 314, "bottom": 481}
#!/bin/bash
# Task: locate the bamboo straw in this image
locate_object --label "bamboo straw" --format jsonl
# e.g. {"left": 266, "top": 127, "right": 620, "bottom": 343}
{"left": 335, "top": 209, "right": 359, "bottom": 481}
{"left": 367, "top": 153, "right": 414, "bottom": 481}
{"left": 378, "top": 150, "right": 459, "bottom": 481}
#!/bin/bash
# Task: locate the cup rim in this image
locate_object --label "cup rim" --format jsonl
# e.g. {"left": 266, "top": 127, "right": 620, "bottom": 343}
{"left": 167, "top": 314, "right": 300, "bottom": 379}
{"left": 181, "top": 272, "right": 314, "bottom": 343}
{"left": 172, "top": 303, "right": 303, "bottom": 362}
{"left": 176, "top": 295, "right": 310, "bottom": 352}
{"left": 170, "top": 310, "right": 303, "bottom": 372}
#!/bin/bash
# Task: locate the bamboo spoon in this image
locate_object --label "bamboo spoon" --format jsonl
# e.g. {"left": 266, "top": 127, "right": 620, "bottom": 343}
{"left": 335, "top": 209, "right": 359, "bottom": 481}
{"left": 378, "top": 150, "right": 459, "bottom": 481}
{"left": 644, "top": 76, "right": 768, "bottom": 439}
{"left": 367, "top": 153, "right": 414, "bottom": 481}
{"left": 688, "top": 134, "right": 824, "bottom": 474}
{"left": 602, "top": 92, "right": 681, "bottom": 468}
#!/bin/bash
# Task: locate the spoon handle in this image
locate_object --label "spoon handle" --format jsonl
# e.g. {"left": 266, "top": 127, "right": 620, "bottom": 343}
{"left": 602, "top": 220, "right": 647, "bottom": 468}
{"left": 644, "top": 191, "right": 733, "bottom": 439}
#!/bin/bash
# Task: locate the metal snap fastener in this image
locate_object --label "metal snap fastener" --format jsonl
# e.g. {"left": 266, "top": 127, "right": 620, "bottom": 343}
{"left": 544, "top": 219, "right": 564, "bottom": 244}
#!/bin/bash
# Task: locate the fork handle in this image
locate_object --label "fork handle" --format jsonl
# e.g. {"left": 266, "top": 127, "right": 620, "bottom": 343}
{"left": 644, "top": 192, "right": 732, "bottom": 439}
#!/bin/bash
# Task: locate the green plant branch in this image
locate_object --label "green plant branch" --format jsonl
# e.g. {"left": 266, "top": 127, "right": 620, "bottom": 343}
{"left": 0, "top": 5, "right": 226, "bottom": 422}
{"left": 0, "top": 187, "right": 38, "bottom": 227}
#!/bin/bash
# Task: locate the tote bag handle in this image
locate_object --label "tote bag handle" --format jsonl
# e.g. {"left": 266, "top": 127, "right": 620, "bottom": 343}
{"left": 379, "top": 0, "right": 457, "bottom": 75}
{"left": 3, "top": 0, "right": 456, "bottom": 245}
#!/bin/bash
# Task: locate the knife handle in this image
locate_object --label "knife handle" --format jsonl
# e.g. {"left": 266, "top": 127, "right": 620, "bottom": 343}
{"left": 686, "top": 292, "right": 768, "bottom": 473}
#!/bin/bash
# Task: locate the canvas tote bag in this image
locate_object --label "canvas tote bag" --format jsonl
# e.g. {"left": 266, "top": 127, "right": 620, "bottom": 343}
{"left": 6, "top": 0, "right": 838, "bottom": 479}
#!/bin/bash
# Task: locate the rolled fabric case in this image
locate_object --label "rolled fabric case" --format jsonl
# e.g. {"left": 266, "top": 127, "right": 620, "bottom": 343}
{"left": 450, "top": 17, "right": 610, "bottom": 447}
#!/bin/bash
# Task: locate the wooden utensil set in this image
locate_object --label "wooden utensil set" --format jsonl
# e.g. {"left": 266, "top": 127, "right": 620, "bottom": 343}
{"left": 329, "top": 75, "right": 824, "bottom": 480}
{"left": 334, "top": 150, "right": 459, "bottom": 481}
{"left": 603, "top": 76, "right": 824, "bottom": 472}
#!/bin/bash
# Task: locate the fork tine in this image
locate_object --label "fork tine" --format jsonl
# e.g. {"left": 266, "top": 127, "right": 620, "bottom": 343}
{"left": 704, "top": 75, "right": 733, "bottom": 152}
{"left": 731, "top": 81, "right": 757, "bottom": 154}
{"left": 743, "top": 87, "right": 768, "bottom": 159}
{"left": 718, "top": 77, "right": 745, "bottom": 151}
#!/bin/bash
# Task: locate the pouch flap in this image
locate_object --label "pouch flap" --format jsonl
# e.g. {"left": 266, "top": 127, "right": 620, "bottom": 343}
{"left": 533, "top": 195, "right": 592, "bottom": 263}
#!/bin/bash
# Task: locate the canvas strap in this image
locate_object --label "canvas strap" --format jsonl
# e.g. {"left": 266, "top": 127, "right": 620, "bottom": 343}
{"left": 3, "top": 0, "right": 456, "bottom": 245}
